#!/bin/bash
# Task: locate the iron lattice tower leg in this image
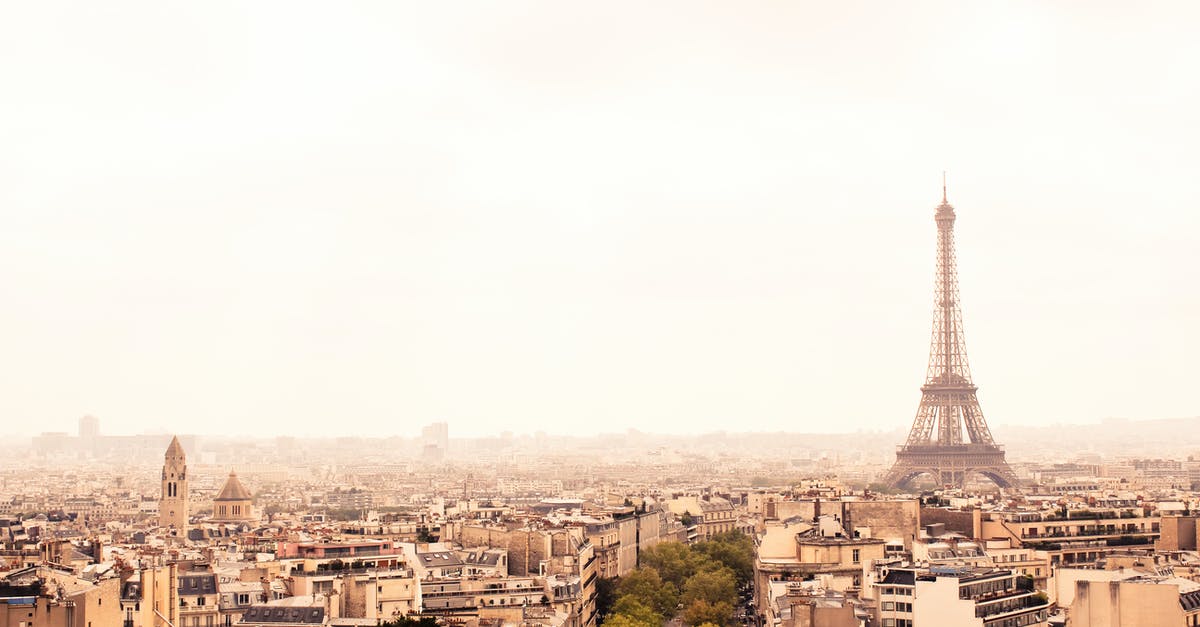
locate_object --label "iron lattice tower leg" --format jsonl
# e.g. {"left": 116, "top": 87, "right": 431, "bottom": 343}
{"left": 884, "top": 187, "right": 1018, "bottom": 490}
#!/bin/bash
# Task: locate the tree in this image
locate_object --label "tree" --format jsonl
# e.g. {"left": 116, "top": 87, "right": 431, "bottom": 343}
{"left": 682, "top": 598, "right": 734, "bottom": 626}
{"left": 606, "top": 597, "right": 664, "bottom": 626}
{"left": 680, "top": 511, "right": 696, "bottom": 526}
{"left": 681, "top": 567, "right": 736, "bottom": 608}
{"left": 693, "top": 532, "right": 754, "bottom": 587}
{"left": 602, "top": 613, "right": 660, "bottom": 627}
{"left": 595, "top": 577, "right": 618, "bottom": 619}
{"left": 615, "top": 568, "right": 679, "bottom": 618}
{"left": 639, "top": 542, "right": 704, "bottom": 589}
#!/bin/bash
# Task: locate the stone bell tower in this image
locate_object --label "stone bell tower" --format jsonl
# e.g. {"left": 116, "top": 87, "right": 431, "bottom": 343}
{"left": 159, "top": 435, "right": 189, "bottom": 532}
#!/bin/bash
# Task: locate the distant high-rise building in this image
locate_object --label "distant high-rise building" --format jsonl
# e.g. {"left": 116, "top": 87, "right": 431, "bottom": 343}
{"left": 78, "top": 414, "right": 99, "bottom": 439}
{"left": 159, "top": 435, "right": 189, "bottom": 532}
{"left": 421, "top": 422, "right": 449, "bottom": 462}
{"left": 422, "top": 422, "right": 449, "bottom": 448}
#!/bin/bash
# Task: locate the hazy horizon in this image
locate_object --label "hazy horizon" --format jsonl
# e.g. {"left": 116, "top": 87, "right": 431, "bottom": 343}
{"left": 3, "top": 2, "right": 1197, "bottom": 438}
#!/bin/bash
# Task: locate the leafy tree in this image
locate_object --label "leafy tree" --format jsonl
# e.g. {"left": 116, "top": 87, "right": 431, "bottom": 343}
{"left": 682, "top": 598, "right": 734, "bottom": 626}
{"left": 680, "top": 511, "right": 696, "bottom": 526}
{"left": 602, "top": 613, "right": 659, "bottom": 627}
{"left": 615, "top": 568, "right": 679, "bottom": 618}
{"left": 639, "top": 542, "right": 705, "bottom": 589}
{"left": 595, "top": 576, "right": 618, "bottom": 619}
{"left": 606, "top": 597, "right": 664, "bottom": 626}
{"left": 681, "top": 567, "right": 736, "bottom": 608}
{"left": 693, "top": 532, "right": 754, "bottom": 587}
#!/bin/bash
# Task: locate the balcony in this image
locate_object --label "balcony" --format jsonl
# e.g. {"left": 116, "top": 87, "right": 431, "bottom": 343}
{"left": 974, "top": 591, "right": 1050, "bottom": 620}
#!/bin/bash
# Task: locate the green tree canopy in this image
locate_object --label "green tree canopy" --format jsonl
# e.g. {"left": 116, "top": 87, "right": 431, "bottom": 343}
{"left": 615, "top": 568, "right": 679, "bottom": 618}
{"left": 682, "top": 598, "right": 734, "bottom": 627}
{"left": 693, "top": 531, "right": 754, "bottom": 587}
{"left": 607, "top": 596, "right": 664, "bottom": 626}
{"left": 639, "top": 541, "right": 706, "bottom": 588}
{"left": 681, "top": 567, "right": 737, "bottom": 608}
{"left": 603, "top": 613, "right": 659, "bottom": 627}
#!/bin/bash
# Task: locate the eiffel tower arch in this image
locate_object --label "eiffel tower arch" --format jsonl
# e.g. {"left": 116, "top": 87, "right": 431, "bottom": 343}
{"left": 882, "top": 185, "right": 1019, "bottom": 490}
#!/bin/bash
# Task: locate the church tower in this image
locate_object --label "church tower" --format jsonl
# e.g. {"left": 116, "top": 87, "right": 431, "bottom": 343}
{"left": 159, "top": 435, "right": 189, "bottom": 532}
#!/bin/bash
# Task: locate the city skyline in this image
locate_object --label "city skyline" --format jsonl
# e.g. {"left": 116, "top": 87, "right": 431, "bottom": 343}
{"left": 3, "top": 2, "right": 1197, "bottom": 438}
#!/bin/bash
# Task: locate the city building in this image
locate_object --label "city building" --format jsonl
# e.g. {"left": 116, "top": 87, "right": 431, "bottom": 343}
{"left": 211, "top": 471, "right": 255, "bottom": 524}
{"left": 1070, "top": 578, "right": 1200, "bottom": 626}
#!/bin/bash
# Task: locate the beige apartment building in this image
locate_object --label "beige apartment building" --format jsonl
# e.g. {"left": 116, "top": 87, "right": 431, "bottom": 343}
{"left": 755, "top": 516, "right": 886, "bottom": 611}
{"left": 0, "top": 568, "right": 119, "bottom": 627}
{"left": 665, "top": 496, "right": 738, "bottom": 542}
{"left": 1071, "top": 579, "right": 1200, "bottom": 626}
{"left": 979, "top": 509, "right": 1159, "bottom": 566}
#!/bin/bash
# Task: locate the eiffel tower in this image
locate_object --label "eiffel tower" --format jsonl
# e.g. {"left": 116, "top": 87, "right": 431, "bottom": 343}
{"left": 882, "top": 184, "right": 1019, "bottom": 490}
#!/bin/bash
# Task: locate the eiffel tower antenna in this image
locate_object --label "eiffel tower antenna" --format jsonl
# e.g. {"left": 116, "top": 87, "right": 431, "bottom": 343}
{"left": 882, "top": 183, "right": 1019, "bottom": 490}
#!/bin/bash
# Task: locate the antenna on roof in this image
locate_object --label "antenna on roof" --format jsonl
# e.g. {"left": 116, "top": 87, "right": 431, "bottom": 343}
{"left": 942, "top": 171, "right": 948, "bottom": 203}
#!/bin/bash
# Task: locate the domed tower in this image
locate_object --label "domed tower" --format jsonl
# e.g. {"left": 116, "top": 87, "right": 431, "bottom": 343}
{"left": 159, "top": 436, "right": 189, "bottom": 532}
{"left": 212, "top": 470, "right": 255, "bottom": 523}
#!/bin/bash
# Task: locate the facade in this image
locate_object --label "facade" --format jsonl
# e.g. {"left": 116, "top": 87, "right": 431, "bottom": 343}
{"left": 1071, "top": 579, "right": 1200, "bottom": 626}
{"left": 0, "top": 568, "right": 120, "bottom": 627}
{"left": 979, "top": 509, "right": 1159, "bottom": 567}
{"left": 874, "top": 565, "right": 1049, "bottom": 627}
{"left": 176, "top": 571, "right": 219, "bottom": 627}
{"left": 755, "top": 516, "right": 886, "bottom": 611}
{"left": 159, "top": 436, "right": 189, "bottom": 532}
{"left": 120, "top": 563, "right": 184, "bottom": 627}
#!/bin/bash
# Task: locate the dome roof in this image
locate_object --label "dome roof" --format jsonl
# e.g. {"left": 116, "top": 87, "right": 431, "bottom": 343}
{"left": 214, "top": 471, "right": 252, "bottom": 501}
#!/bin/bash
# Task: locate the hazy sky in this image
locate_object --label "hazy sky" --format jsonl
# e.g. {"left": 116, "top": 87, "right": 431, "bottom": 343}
{"left": 2, "top": 2, "right": 1197, "bottom": 438}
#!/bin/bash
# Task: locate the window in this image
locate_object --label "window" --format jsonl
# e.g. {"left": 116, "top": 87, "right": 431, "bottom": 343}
{"left": 852, "top": 549, "right": 860, "bottom": 563}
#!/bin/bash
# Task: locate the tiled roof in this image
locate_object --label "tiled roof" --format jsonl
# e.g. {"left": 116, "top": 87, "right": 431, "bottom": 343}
{"left": 418, "top": 552, "right": 464, "bottom": 567}
{"left": 881, "top": 569, "right": 916, "bottom": 585}
{"left": 178, "top": 574, "right": 217, "bottom": 596}
{"left": 216, "top": 471, "right": 253, "bottom": 502}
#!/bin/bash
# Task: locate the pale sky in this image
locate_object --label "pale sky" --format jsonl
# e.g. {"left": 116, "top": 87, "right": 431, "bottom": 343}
{"left": 2, "top": 2, "right": 1197, "bottom": 438}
